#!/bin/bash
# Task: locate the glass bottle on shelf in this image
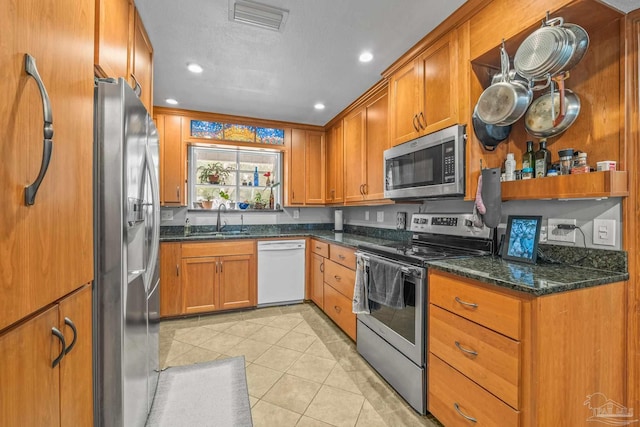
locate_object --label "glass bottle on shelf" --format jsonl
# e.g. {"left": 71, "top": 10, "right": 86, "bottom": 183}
{"left": 534, "top": 139, "right": 551, "bottom": 178}
{"left": 522, "top": 140, "right": 534, "bottom": 170}
{"left": 253, "top": 167, "right": 259, "bottom": 186}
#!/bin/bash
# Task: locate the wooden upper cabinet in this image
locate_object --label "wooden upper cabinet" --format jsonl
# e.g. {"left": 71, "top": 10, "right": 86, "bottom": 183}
{"left": 1, "top": 0, "right": 94, "bottom": 331}
{"left": 289, "top": 129, "right": 307, "bottom": 204}
{"left": 389, "top": 29, "right": 459, "bottom": 146}
{"left": 95, "top": 0, "right": 132, "bottom": 79}
{"left": 343, "top": 86, "right": 389, "bottom": 204}
{"left": 326, "top": 121, "right": 344, "bottom": 204}
{"left": 157, "top": 115, "right": 185, "bottom": 206}
{"left": 418, "top": 29, "right": 458, "bottom": 135}
{"left": 305, "top": 131, "right": 326, "bottom": 204}
{"left": 289, "top": 128, "right": 325, "bottom": 205}
{"left": 131, "top": 9, "right": 154, "bottom": 115}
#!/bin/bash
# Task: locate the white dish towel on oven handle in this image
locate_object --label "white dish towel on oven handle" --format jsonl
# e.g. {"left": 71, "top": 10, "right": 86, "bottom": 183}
{"left": 352, "top": 256, "right": 370, "bottom": 314}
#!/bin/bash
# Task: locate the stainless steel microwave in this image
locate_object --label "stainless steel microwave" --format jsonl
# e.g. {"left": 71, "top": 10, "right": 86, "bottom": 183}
{"left": 384, "top": 125, "right": 465, "bottom": 199}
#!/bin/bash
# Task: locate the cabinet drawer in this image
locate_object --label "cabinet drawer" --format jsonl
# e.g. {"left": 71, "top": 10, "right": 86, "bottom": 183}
{"left": 329, "top": 244, "right": 356, "bottom": 269}
{"left": 311, "top": 239, "right": 329, "bottom": 257}
{"left": 182, "top": 240, "right": 255, "bottom": 258}
{"left": 430, "top": 305, "right": 520, "bottom": 409}
{"left": 324, "top": 259, "right": 355, "bottom": 299}
{"left": 323, "top": 284, "right": 356, "bottom": 340}
{"left": 429, "top": 271, "right": 522, "bottom": 340}
{"left": 429, "top": 354, "right": 520, "bottom": 427}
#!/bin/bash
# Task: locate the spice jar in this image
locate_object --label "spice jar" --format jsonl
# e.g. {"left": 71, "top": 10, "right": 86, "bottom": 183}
{"left": 522, "top": 167, "right": 534, "bottom": 179}
{"left": 571, "top": 152, "right": 590, "bottom": 174}
{"left": 547, "top": 168, "right": 558, "bottom": 177}
{"left": 558, "top": 148, "right": 575, "bottom": 175}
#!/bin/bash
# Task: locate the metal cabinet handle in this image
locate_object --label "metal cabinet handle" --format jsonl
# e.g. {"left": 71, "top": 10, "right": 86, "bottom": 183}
{"left": 334, "top": 305, "right": 341, "bottom": 313}
{"left": 362, "top": 183, "right": 368, "bottom": 195}
{"left": 418, "top": 112, "right": 427, "bottom": 129}
{"left": 338, "top": 254, "right": 346, "bottom": 260}
{"left": 130, "top": 73, "right": 142, "bottom": 97}
{"left": 454, "top": 403, "right": 477, "bottom": 423}
{"left": 219, "top": 261, "right": 223, "bottom": 273}
{"left": 359, "top": 184, "right": 363, "bottom": 195}
{"left": 412, "top": 114, "right": 420, "bottom": 132}
{"left": 24, "top": 54, "right": 54, "bottom": 206}
{"left": 320, "top": 263, "right": 324, "bottom": 273}
{"left": 176, "top": 264, "right": 179, "bottom": 276}
{"left": 315, "top": 246, "right": 322, "bottom": 250}
{"left": 51, "top": 327, "right": 66, "bottom": 368}
{"left": 176, "top": 186, "right": 180, "bottom": 198}
{"left": 455, "top": 296, "right": 478, "bottom": 309}
{"left": 334, "top": 275, "right": 341, "bottom": 281}
{"left": 455, "top": 341, "right": 478, "bottom": 357}
{"left": 64, "top": 317, "right": 77, "bottom": 355}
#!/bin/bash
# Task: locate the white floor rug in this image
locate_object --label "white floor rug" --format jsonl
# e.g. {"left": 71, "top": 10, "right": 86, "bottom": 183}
{"left": 146, "top": 356, "right": 253, "bottom": 427}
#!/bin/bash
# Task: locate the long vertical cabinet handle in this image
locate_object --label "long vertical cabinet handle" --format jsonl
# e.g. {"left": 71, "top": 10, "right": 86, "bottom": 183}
{"left": 24, "top": 54, "right": 54, "bottom": 206}
{"left": 130, "top": 73, "right": 142, "bottom": 97}
{"left": 63, "top": 317, "right": 77, "bottom": 355}
{"left": 144, "top": 141, "right": 161, "bottom": 293}
{"left": 412, "top": 114, "right": 420, "bottom": 132}
{"left": 418, "top": 112, "right": 427, "bottom": 129}
{"left": 51, "top": 327, "right": 66, "bottom": 368}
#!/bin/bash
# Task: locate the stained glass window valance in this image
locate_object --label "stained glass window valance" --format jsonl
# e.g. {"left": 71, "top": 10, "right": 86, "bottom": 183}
{"left": 190, "top": 119, "right": 284, "bottom": 145}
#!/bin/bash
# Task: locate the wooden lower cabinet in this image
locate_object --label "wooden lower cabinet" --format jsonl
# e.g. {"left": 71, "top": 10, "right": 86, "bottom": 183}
{"left": 308, "top": 239, "right": 357, "bottom": 341}
{"left": 160, "top": 240, "right": 256, "bottom": 317}
{"left": 428, "top": 270, "right": 626, "bottom": 427}
{"left": 0, "top": 285, "right": 93, "bottom": 427}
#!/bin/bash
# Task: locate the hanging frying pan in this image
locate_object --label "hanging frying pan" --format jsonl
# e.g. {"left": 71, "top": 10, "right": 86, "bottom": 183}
{"left": 524, "top": 81, "right": 580, "bottom": 138}
{"left": 472, "top": 105, "right": 511, "bottom": 151}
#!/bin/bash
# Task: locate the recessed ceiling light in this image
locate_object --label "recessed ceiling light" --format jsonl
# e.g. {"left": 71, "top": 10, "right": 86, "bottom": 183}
{"left": 187, "top": 63, "right": 203, "bottom": 73}
{"left": 359, "top": 51, "right": 373, "bottom": 63}
{"left": 166, "top": 98, "right": 178, "bottom": 105}
{"left": 314, "top": 103, "right": 325, "bottom": 110}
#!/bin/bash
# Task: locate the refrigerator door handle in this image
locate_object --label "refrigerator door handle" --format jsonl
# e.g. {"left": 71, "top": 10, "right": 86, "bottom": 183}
{"left": 143, "top": 144, "right": 160, "bottom": 293}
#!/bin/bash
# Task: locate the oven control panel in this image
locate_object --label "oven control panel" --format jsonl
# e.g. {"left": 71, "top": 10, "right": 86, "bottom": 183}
{"left": 410, "top": 213, "right": 491, "bottom": 238}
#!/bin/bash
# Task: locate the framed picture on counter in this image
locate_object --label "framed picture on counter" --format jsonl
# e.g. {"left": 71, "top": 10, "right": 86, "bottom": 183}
{"left": 502, "top": 215, "right": 542, "bottom": 264}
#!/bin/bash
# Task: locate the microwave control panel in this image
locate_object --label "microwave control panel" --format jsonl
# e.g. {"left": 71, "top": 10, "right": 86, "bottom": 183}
{"left": 443, "top": 141, "right": 456, "bottom": 183}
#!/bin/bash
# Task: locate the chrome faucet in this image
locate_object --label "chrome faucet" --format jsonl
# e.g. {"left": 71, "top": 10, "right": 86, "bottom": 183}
{"left": 216, "top": 204, "right": 227, "bottom": 232}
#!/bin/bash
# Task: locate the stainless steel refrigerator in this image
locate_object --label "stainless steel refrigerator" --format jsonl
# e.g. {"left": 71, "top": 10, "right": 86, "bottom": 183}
{"left": 93, "top": 78, "right": 160, "bottom": 427}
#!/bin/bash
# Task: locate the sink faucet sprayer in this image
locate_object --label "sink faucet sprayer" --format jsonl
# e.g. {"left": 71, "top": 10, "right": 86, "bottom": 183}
{"left": 216, "top": 204, "right": 227, "bottom": 232}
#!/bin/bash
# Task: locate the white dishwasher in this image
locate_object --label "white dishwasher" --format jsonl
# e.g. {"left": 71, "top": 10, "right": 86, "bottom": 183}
{"left": 257, "top": 240, "right": 306, "bottom": 307}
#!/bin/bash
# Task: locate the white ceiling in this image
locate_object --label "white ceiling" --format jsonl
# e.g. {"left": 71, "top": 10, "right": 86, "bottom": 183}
{"left": 135, "top": 0, "right": 637, "bottom": 127}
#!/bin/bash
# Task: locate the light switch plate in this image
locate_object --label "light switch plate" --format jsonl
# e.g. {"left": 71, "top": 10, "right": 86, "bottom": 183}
{"left": 376, "top": 211, "right": 384, "bottom": 222}
{"left": 364, "top": 211, "right": 370, "bottom": 221}
{"left": 161, "top": 210, "right": 173, "bottom": 221}
{"left": 293, "top": 209, "right": 300, "bottom": 219}
{"left": 593, "top": 219, "right": 616, "bottom": 246}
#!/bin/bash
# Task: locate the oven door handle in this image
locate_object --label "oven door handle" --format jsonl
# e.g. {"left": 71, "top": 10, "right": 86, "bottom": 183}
{"left": 356, "top": 252, "right": 425, "bottom": 279}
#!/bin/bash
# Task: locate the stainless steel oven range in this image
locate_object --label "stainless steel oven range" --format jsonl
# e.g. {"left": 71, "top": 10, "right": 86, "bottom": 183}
{"left": 355, "top": 213, "right": 493, "bottom": 414}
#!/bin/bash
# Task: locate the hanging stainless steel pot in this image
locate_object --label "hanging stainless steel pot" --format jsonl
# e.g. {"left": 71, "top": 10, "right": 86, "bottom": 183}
{"left": 560, "top": 23, "right": 590, "bottom": 72}
{"left": 476, "top": 43, "right": 533, "bottom": 126}
{"left": 472, "top": 105, "right": 511, "bottom": 151}
{"left": 524, "top": 81, "right": 580, "bottom": 138}
{"left": 514, "top": 17, "right": 578, "bottom": 80}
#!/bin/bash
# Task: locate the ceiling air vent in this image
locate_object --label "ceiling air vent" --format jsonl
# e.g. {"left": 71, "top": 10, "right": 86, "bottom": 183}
{"left": 228, "top": 0, "right": 289, "bottom": 32}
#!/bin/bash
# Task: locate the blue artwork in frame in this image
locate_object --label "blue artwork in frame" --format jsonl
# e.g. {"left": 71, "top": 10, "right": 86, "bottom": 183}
{"left": 256, "top": 127, "right": 285, "bottom": 145}
{"left": 191, "top": 120, "right": 224, "bottom": 139}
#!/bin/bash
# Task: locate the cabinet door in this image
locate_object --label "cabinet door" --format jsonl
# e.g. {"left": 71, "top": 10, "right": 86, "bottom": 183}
{"left": 58, "top": 285, "right": 93, "bottom": 427}
{"left": 364, "top": 89, "right": 389, "bottom": 201}
{"left": 158, "top": 115, "right": 185, "bottom": 206}
{"left": 0, "top": 306, "right": 60, "bottom": 427}
{"left": 0, "top": 0, "right": 95, "bottom": 331}
{"left": 182, "top": 257, "right": 219, "bottom": 314}
{"left": 343, "top": 108, "right": 367, "bottom": 203}
{"left": 131, "top": 9, "right": 154, "bottom": 115}
{"left": 389, "top": 60, "right": 420, "bottom": 145}
{"left": 310, "top": 253, "right": 325, "bottom": 309}
{"left": 95, "top": 0, "right": 132, "bottom": 78}
{"left": 160, "top": 242, "right": 183, "bottom": 317}
{"left": 305, "top": 131, "right": 326, "bottom": 204}
{"left": 219, "top": 254, "right": 256, "bottom": 310}
{"left": 418, "top": 30, "right": 458, "bottom": 134}
{"left": 326, "top": 122, "right": 344, "bottom": 204}
{"left": 289, "top": 129, "right": 306, "bottom": 204}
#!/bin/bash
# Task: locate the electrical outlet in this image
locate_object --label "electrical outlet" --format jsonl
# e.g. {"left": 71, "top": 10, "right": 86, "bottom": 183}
{"left": 364, "top": 211, "right": 370, "bottom": 221}
{"left": 593, "top": 219, "right": 616, "bottom": 246}
{"left": 161, "top": 210, "right": 173, "bottom": 221}
{"left": 548, "top": 218, "right": 576, "bottom": 243}
{"left": 377, "top": 211, "right": 384, "bottom": 222}
{"left": 396, "top": 212, "right": 407, "bottom": 230}
{"left": 293, "top": 209, "right": 300, "bottom": 219}
{"left": 539, "top": 225, "right": 548, "bottom": 243}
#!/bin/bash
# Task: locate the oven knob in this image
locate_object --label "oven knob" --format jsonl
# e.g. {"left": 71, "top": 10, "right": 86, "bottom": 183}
{"left": 464, "top": 219, "right": 473, "bottom": 227}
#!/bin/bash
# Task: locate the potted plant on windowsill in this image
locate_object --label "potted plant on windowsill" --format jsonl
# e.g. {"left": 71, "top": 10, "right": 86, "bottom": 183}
{"left": 201, "top": 189, "right": 215, "bottom": 209}
{"left": 197, "top": 162, "right": 232, "bottom": 185}
{"left": 218, "top": 189, "right": 234, "bottom": 209}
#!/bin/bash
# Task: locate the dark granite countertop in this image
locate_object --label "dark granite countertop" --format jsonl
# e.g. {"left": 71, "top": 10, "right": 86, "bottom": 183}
{"left": 427, "top": 256, "right": 629, "bottom": 296}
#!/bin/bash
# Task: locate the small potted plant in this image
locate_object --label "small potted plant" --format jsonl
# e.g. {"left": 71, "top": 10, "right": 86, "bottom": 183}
{"left": 218, "top": 189, "right": 235, "bottom": 209}
{"left": 197, "top": 162, "right": 232, "bottom": 184}
{"left": 201, "top": 189, "right": 215, "bottom": 209}
{"left": 252, "top": 192, "right": 265, "bottom": 209}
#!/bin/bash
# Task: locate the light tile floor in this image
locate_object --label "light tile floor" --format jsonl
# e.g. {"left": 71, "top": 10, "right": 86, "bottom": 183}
{"left": 160, "top": 303, "right": 442, "bottom": 427}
